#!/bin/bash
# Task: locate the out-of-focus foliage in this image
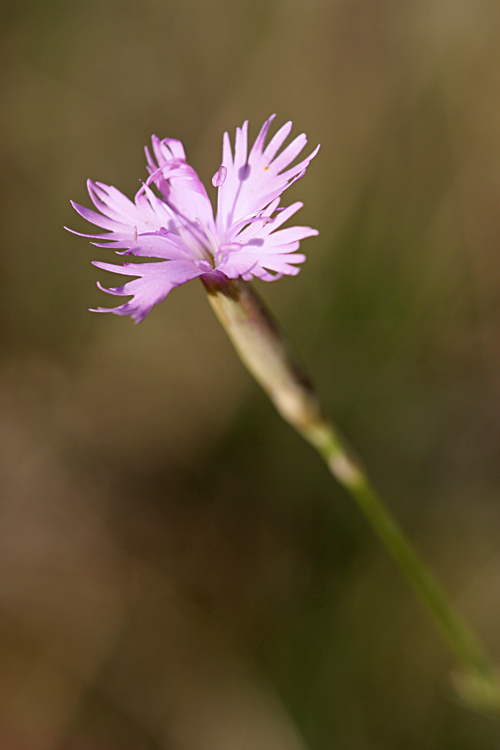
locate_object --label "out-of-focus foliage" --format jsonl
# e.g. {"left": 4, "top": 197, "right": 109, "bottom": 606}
{"left": 1, "top": 0, "right": 500, "bottom": 747}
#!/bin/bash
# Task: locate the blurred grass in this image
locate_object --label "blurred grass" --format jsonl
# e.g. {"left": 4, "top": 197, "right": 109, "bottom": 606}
{"left": 1, "top": 0, "right": 500, "bottom": 748}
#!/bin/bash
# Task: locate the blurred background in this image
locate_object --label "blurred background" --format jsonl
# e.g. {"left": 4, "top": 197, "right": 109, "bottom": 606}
{"left": 2, "top": 0, "right": 500, "bottom": 747}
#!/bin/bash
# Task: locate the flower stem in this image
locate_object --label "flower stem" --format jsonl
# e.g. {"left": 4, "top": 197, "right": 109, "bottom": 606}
{"left": 314, "top": 426, "right": 500, "bottom": 713}
{"left": 203, "top": 275, "right": 500, "bottom": 713}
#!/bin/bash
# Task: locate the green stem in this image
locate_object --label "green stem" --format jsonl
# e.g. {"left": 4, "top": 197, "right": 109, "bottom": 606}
{"left": 312, "top": 426, "right": 500, "bottom": 712}
{"left": 203, "top": 276, "right": 500, "bottom": 712}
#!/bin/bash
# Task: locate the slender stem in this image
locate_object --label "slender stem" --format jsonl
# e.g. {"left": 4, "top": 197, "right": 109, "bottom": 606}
{"left": 203, "top": 276, "right": 500, "bottom": 713}
{"left": 312, "top": 425, "right": 500, "bottom": 712}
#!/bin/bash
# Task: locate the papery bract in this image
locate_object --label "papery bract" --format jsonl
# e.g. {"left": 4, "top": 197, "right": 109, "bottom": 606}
{"left": 68, "top": 115, "right": 319, "bottom": 322}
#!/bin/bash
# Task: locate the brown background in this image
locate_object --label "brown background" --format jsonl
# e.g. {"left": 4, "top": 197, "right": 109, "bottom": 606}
{"left": 1, "top": 0, "right": 500, "bottom": 747}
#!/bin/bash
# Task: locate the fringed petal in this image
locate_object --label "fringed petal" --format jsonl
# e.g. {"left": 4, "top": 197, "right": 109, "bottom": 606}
{"left": 69, "top": 116, "right": 319, "bottom": 322}
{"left": 91, "top": 259, "right": 204, "bottom": 323}
{"left": 215, "top": 116, "right": 319, "bottom": 238}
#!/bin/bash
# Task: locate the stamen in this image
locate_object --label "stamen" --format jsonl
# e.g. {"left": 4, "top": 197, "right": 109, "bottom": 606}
{"left": 195, "top": 219, "right": 219, "bottom": 258}
{"left": 215, "top": 242, "right": 241, "bottom": 266}
{"left": 194, "top": 259, "right": 213, "bottom": 273}
{"left": 212, "top": 165, "right": 227, "bottom": 188}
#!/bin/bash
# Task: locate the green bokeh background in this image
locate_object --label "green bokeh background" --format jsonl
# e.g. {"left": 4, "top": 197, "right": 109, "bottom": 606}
{"left": 1, "top": 0, "right": 500, "bottom": 747}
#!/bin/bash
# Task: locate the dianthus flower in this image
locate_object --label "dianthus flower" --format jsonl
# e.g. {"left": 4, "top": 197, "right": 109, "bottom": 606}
{"left": 69, "top": 115, "right": 319, "bottom": 322}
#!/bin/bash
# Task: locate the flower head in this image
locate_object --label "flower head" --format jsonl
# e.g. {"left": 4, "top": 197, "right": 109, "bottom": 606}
{"left": 68, "top": 115, "right": 319, "bottom": 322}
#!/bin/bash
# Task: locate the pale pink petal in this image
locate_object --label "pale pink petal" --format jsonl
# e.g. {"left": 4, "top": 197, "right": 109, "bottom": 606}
{"left": 86, "top": 180, "right": 172, "bottom": 233}
{"left": 260, "top": 226, "right": 318, "bottom": 247}
{"left": 215, "top": 116, "right": 319, "bottom": 238}
{"left": 248, "top": 115, "right": 276, "bottom": 162}
{"left": 70, "top": 201, "right": 128, "bottom": 232}
{"left": 263, "top": 121, "right": 293, "bottom": 161}
{"left": 234, "top": 121, "right": 249, "bottom": 170}
{"left": 145, "top": 135, "right": 215, "bottom": 229}
{"left": 68, "top": 181, "right": 198, "bottom": 260}
{"left": 268, "top": 133, "right": 307, "bottom": 175}
{"left": 91, "top": 259, "right": 204, "bottom": 323}
{"left": 217, "top": 238, "right": 308, "bottom": 280}
{"left": 216, "top": 195, "right": 318, "bottom": 282}
{"left": 69, "top": 116, "right": 320, "bottom": 322}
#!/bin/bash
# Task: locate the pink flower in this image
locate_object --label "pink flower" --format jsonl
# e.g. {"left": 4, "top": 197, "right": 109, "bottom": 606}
{"left": 68, "top": 115, "right": 319, "bottom": 323}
